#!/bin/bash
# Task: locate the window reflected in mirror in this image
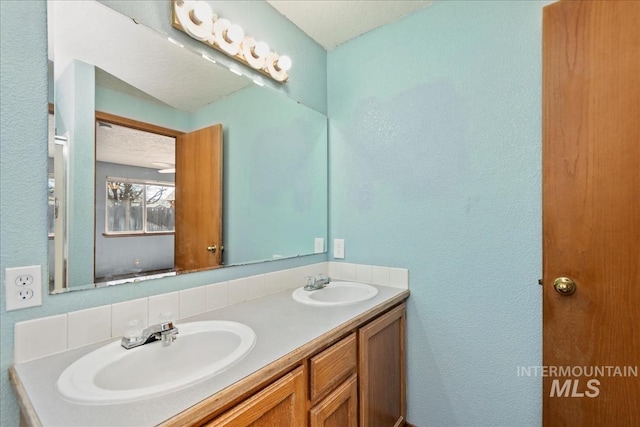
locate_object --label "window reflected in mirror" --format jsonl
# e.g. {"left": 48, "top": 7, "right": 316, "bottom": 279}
{"left": 104, "top": 179, "right": 175, "bottom": 235}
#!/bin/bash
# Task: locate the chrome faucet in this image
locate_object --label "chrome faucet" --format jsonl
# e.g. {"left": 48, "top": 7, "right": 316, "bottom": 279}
{"left": 304, "top": 274, "right": 331, "bottom": 291}
{"left": 121, "top": 321, "right": 179, "bottom": 349}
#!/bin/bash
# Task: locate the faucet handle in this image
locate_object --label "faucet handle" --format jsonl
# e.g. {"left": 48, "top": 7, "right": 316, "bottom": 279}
{"left": 315, "top": 274, "right": 330, "bottom": 284}
{"left": 124, "top": 319, "right": 143, "bottom": 341}
{"left": 160, "top": 321, "right": 174, "bottom": 330}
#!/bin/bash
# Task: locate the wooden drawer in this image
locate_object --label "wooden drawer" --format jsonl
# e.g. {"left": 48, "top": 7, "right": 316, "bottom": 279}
{"left": 309, "top": 333, "right": 357, "bottom": 401}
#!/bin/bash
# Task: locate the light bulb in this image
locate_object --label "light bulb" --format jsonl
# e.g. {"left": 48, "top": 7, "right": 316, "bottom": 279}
{"left": 277, "top": 55, "right": 292, "bottom": 71}
{"left": 253, "top": 41, "right": 270, "bottom": 58}
{"left": 226, "top": 24, "right": 244, "bottom": 43}
{"left": 191, "top": 1, "right": 213, "bottom": 25}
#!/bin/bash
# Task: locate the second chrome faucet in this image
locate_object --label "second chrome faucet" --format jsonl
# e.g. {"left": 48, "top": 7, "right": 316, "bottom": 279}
{"left": 304, "top": 274, "right": 331, "bottom": 291}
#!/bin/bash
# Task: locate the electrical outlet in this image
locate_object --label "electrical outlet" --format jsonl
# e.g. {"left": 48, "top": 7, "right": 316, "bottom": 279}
{"left": 15, "top": 274, "right": 34, "bottom": 286}
{"left": 314, "top": 238, "right": 325, "bottom": 254}
{"left": 5, "top": 265, "right": 42, "bottom": 311}
{"left": 333, "top": 239, "right": 345, "bottom": 259}
{"left": 17, "top": 288, "right": 34, "bottom": 300}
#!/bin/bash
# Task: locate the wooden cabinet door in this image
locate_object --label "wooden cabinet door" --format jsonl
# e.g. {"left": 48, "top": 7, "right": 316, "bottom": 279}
{"left": 358, "top": 303, "right": 406, "bottom": 427}
{"left": 205, "top": 366, "right": 306, "bottom": 427}
{"left": 542, "top": 1, "right": 640, "bottom": 425}
{"left": 175, "top": 124, "right": 223, "bottom": 272}
{"left": 310, "top": 374, "right": 358, "bottom": 427}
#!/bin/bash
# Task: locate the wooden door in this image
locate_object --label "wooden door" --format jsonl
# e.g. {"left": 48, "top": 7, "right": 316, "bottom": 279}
{"left": 175, "top": 124, "right": 223, "bottom": 272}
{"left": 359, "top": 303, "right": 406, "bottom": 427}
{"left": 205, "top": 367, "right": 306, "bottom": 427}
{"left": 542, "top": 1, "right": 640, "bottom": 425}
{"left": 310, "top": 375, "right": 358, "bottom": 427}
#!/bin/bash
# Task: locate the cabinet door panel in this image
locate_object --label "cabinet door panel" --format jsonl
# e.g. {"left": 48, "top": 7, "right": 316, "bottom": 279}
{"left": 359, "top": 303, "right": 406, "bottom": 427}
{"left": 205, "top": 366, "right": 306, "bottom": 427}
{"left": 310, "top": 374, "right": 358, "bottom": 427}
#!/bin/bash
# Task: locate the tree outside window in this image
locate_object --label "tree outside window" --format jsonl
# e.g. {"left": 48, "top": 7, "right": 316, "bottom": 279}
{"left": 105, "top": 178, "right": 174, "bottom": 234}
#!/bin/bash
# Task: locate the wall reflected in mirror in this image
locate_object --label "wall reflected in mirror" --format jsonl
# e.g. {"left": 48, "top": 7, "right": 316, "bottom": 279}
{"left": 48, "top": 0, "right": 328, "bottom": 293}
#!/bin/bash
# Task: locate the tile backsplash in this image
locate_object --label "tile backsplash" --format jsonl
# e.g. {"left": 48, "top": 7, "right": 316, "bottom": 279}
{"left": 13, "top": 262, "right": 408, "bottom": 363}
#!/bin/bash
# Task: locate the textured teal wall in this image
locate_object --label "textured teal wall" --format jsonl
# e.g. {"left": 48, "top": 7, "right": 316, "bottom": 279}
{"left": 0, "top": 1, "right": 326, "bottom": 425}
{"left": 328, "top": 1, "right": 545, "bottom": 425}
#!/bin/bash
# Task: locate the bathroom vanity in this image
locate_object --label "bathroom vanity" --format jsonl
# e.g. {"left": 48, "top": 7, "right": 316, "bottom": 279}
{"left": 10, "top": 284, "right": 408, "bottom": 426}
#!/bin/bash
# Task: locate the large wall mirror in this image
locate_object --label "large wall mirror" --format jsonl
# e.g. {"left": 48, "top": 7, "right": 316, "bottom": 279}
{"left": 47, "top": 0, "right": 328, "bottom": 293}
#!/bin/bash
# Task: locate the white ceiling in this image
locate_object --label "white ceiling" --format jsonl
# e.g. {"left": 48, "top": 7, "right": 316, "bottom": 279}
{"left": 267, "top": 0, "right": 434, "bottom": 50}
{"left": 96, "top": 122, "right": 175, "bottom": 171}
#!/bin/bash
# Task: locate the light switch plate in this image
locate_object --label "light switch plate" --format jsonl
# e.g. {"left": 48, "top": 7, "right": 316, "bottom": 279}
{"left": 333, "top": 239, "right": 345, "bottom": 259}
{"left": 5, "top": 266, "right": 42, "bottom": 311}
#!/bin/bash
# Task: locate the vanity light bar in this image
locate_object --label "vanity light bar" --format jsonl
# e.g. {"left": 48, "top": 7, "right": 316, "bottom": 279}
{"left": 171, "top": 0, "right": 291, "bottom": 83}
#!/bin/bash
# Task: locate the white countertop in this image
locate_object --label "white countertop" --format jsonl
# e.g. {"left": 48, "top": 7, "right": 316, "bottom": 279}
{"left": 13, "top": 284, "right": 408, "bottom": 427}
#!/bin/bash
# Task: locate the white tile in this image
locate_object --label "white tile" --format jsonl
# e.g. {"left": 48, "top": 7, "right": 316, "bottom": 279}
{"left": 179, "top": 286, "right": 206, "bottom": 319}
{"left": 228, "top": 278, "right": 248, "bottom": 305}
{"left": 263, "top": 272, "right": 281, "bottom": 296}
{"left": 316, "top": 262, "right": 329, "bottom": 276}
{"left": 112, "top": 297, "right": 149, "bottom": 337}
{"left": 206, "top": 281, "right": 229, "bottom": 311}
{"left": 14, "top": 314, "right": 68, "bottom": 363}
{"left": 389, "top": 268, "right": 409, "bottom": 289}
{"left": 341, "top": 263, "right": 357, "bottom": 281}
{"left": 328, "top": 262, "right": 341, "bottom": 280}
{"left": 148, "top": 292, "right": 180, "bottom": 324}
{"left": 371, "top": 266, "right": 390, "bottom": 286}
{"left": 278, "top": 268, "right": 297, "bottom": 290}
{"left": 246, "top": 274, "right": 267, "bottom": 300}
{"left": 356, "top": 264, "right": 373, "bottom": 283}
{"left": 68, "top": 305, "right": 112, "bottom": 349}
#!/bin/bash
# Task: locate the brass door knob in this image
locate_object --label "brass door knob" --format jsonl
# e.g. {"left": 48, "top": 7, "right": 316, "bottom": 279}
{"left": 207, "top": 245, "right": 217, "bottom": 253}
{"left": 554, "top": 277, "right": 576, "bottom": 295}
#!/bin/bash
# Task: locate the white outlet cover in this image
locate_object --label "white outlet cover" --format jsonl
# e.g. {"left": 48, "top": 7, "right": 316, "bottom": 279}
{"left": 333, "top": 239, "right": 345, "bottom": 259}
{"left": 314, "top": 238, "right": 325, "bottom": 254}
{"left": 5, "top": 265, "right": 42, "bottom": 311}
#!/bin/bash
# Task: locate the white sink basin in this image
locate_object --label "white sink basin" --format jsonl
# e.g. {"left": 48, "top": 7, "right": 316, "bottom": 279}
{"left": 292, "top": 281, "right": 378, "bottom": 306}
{"left": 57, "top": 321, "right": 256, "bottom": 404}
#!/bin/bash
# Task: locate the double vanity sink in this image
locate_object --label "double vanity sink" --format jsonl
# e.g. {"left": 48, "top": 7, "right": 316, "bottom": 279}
{"left": 54, "top": 282, "right": 380, "bottom": 406}
{"left": 11, "top": 280, "right": 406, "bottom": 426}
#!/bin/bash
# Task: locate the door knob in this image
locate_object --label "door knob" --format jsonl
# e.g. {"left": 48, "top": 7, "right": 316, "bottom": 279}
{"left": 207, "top": 245, "right": 217, "bottom": 253}
{"left": 553, "top": 277, "right": 576, "bottom": 295}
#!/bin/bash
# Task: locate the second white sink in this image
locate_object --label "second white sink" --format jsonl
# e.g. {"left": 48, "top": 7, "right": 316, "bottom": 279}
{"left": 57, "top": 320, "right": 256, "bottom": 404}
{"left": 292, "top": 281, "right": 379, "bottom": 306}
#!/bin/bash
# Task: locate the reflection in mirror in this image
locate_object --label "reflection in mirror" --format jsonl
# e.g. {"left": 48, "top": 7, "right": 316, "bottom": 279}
{"left": 48, "top": 0, "right": 328, "bottom": 293}
{"left": 95, "top": 121, "right": 177, "bottom": 283}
